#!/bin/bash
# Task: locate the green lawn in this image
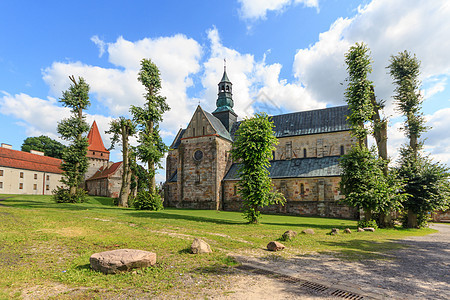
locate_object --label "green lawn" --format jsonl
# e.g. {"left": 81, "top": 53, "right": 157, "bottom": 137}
{"left": 0, "top": 194, "right": 436, "bottom": 299}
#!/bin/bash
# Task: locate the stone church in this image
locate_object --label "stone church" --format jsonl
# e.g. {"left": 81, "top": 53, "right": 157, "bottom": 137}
{"left": 165, "top": 68, "right": 358, "bottom": 219}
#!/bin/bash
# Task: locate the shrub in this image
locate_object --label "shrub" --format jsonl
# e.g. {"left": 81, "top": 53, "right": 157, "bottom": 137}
{"left": 133, "top": 190, "right": 163, "bottom": 211}
{"left": 53, "top": 186, "right": 87, "bottom": 203}
{"left": 357, "top": 219, "right": 378, "bottom": 229}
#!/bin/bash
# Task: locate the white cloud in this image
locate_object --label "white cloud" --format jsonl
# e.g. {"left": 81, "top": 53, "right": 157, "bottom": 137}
{"left": 42, "top": 34, "right": 203, "bottom": 137}
{"left": 292, "top": 0, "right": 450, "bottom": 117}
{"left": 238, "top": 0, "right": 319, "bottom": 20}
{"left": 423, "top": 107, "right": 450, "bottom": 166}
{"left": 91, "top": 35, "right": 106, "bottom": 58}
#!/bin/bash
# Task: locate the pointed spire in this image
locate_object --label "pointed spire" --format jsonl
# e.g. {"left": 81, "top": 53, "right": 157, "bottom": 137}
{"left": 87, "top": 121, "right": 109, "bottom": 153}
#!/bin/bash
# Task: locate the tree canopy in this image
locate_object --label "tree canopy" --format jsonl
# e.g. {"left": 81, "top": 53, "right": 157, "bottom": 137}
{"left": 21, "top": 135, "right": 66, "bottom": 159}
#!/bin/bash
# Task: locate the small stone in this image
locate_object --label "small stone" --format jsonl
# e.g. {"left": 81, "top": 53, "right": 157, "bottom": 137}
{"left": 90, "top": 249, "right": 156, "bottom": 274}
{"left": 357, "top": 227, "right": 365, "bottom": 232}
{"left": 282, "top": 230, "right": 298, "bottom": 241}
{"left": 330, "top": 228, "right": 339, "bottom": 235}
{"left": 302, "top": 229, "right": 315, "bottom": 235}
{"left": 267, "top": 241, "right": 285, "bottom": 251}
{"left": 363, "top": 227, "right": 376, "bottom": 232}
{"left": 191, "top": 238, "right": 212, "bottom": 254}
{"left": 344, "top": 228, "right": 352, "bottom": 234}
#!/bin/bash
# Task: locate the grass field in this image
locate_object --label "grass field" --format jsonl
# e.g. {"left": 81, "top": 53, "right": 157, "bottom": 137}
{"left": 0, "top": 194, "right": 436, "bottom": 299}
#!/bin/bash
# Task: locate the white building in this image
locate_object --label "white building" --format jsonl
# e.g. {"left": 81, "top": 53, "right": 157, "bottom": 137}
{"left": 0, "top": 143, "right": 63, "bottom": 195}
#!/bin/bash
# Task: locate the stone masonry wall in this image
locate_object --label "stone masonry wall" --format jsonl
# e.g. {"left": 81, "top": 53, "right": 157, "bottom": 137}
{"left": 223, "top": 177, "right": 357, "bottom": 219}
{"left": 274, "top": 131, "right": 355, "bottom": 160}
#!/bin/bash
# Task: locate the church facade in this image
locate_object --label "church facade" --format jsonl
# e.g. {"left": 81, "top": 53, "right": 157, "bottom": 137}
{"left": 165, "top": 69, "right": 358, "bottom": 219}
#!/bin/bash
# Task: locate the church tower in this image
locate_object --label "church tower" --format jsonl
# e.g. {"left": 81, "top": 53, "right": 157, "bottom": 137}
{"left": 212, "top": 65, "right": 237, "bottom": 132}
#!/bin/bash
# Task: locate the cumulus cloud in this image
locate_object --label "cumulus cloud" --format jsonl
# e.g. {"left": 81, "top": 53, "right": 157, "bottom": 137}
{"left": 238, "top": 0, "right": 319, "bottom": 20}
{"left": 293, "top": 0, "right": 450, "bottom": 117}
{"left": 43, "top": 34, "right": 203, "bottom": 137}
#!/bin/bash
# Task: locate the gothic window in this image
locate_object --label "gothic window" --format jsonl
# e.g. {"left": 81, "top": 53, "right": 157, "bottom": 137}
{"left": 195, "top": 173, "right": 200, "bottom": 184}
{"left": 340, "top": 145, "right": 345, "bottom": 155}
{"left": 303, "top": 148, "right": 307, "bottom": 158}
{"left": 193, "top": 128, "right": 196, "bottom": 137}
{"left": 272, "top": 151, "right": 275, "bottom": 161}
{"left": 203, "top": 126, "right": 205, "bottom": 135}
{"left": 233, "top": 185, "right": 237, "bottom": 196}
{"left": 300, "top": 183, "right": 305, "bottom": 195}
{"left": 286, "top": 142, "right": 292, "bottom": 159}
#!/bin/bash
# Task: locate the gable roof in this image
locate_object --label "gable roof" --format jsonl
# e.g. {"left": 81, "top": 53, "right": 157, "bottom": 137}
{"left": 230, "top": 105, "right": 350, "bottom": 139}
{"left": 223, "top": 156, "right": 342, "bottom": 180}
{"left": 203, "top": 110, "right": 232, "bottom": 141}
{"left": 86, "top": 161, "right": 122, "bottom": 181}
{"left": 87, "top": 121, "right": 109, "bottom": 153}
{"left": 170, "top": 129, "right": 186, "bottom": 149}
{"left": 0, "top": 147, "right": 63, "bottom": 174}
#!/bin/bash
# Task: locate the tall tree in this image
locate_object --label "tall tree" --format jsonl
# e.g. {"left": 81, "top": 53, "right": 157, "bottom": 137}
{"left": 106, "top": 117, "right": 136, "bottom": 207}
{"left": 131, "top": 59, "right": 170, "bottom": 193}
{"left": 21, "top": 135, "right": 66, "bottom": 159}
{"left": 344, "top": 42, "right": 374, "bottom": 146}
{"left": 388, "top": 51, "right": 450, "bottom": 227}
{"left": 55, "top": 76, "right": 90, "bottom": 202}
{"left": 231, "top": 113, "right": 285, "bottom": 224}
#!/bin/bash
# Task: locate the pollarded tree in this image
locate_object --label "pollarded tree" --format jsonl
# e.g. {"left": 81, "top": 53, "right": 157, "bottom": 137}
{"left": 21, "top": 135, "right": 66, "bottom": 159}
{"left": 55, "top": 76, "right": 90, "bottom": 202}
{"left": 106, "top": 117, "right": 136, "bottom": 207}
{"left": 389, "top": 51, "right": 450, "bottom": 227}
{"left": 231, "top": 113, "right": 285, "bottom": 224}
{"left": 131, "top": 59, "right": 170, "bottom": 194}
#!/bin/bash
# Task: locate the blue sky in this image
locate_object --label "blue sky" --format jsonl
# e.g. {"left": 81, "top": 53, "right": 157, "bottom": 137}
{"left": 1, "top": 0, "right": 450, "bottom": 183}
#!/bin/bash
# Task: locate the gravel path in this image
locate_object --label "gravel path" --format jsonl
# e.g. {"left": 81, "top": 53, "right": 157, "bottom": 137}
{"left": 227, "top": 224, "right": 450, "bottom": 299}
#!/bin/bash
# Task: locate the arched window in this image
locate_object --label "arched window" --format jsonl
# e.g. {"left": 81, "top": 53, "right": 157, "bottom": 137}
{"left": 272, "top": 151, "right": 275, "bottom": 161}
{"left": 340, "top": 145, "right": 345, "bottom": 155}
{"left": 203, "top": 126, "right": 205, "bottom": 136}
{"left": 303, "top": 148, "right": 307, "bottom": 158}
{"left": 226, "top": 85, "right": 230, "bottom": 91}
{"left": 193, "top": 128, "right": 196, "bottom": 136}
{"left": 300, "top": 183, "right": 305, "bottom": 195}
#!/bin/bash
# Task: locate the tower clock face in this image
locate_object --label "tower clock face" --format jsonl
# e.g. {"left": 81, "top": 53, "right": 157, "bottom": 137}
{"left": 194, "top": 150, "right": 203, "bottom": 161}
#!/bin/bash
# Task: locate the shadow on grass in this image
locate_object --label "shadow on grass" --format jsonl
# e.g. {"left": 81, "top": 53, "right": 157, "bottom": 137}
{"left": 317, "top": 238, "right": 404, "bottom": 259}
{"left": 75, "top": 263, "right": 92, "bottom": 271}
{"left": 1, "top": 199, "right": 122, "bottom": 211}
{"left": 127, "top": 211, "right": 245, "bottom": 225}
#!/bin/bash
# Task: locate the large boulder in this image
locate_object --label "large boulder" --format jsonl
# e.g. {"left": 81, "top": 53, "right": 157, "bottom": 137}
{"left": 267, "top": 241, "right": 285, "bottom": 251}
{"left": 302, "top": 229, "right": 315, "bottom": 235}
{"left": 90, "top": 249, "right": 156, "bottom": 274}
{"left": 191, "top": 238, "right": 212, "bottom": 254}
{"left": 282, "top": 230, "right": 298, "bottom": 241}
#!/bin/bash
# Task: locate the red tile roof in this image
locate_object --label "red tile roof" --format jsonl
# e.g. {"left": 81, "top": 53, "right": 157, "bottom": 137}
{"left": 0, "top": 147, "right": 63, "bottom": 174}
{"left": 87, "top": 121, "right": 109, "bottom": 153}
{"left": 86, "top": 161, "right": 122, "bottom": 181}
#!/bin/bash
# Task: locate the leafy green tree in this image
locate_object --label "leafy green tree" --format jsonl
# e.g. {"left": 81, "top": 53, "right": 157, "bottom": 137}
{"left": 389, "top": 51, "right": 450, "bottom": 227}
{"left": 131, "top": 59, "right": 170, "bottom": 194}
{"left": 106, "top": 117, "right": 136, "bottom": 207}
{"left": 55, "top": 76, "right": 90, "bottom": 202}
{"left": 21, "top": 135, "right": 66, "bottom": 159}
{"left": 339, "top": 146, "right": 404, "bottom": 221}
{"left": 231, "top": 113, "right": 285, "bottom": 223}
{"left": 344, "top": 42, "right": 374, "bottom": 146}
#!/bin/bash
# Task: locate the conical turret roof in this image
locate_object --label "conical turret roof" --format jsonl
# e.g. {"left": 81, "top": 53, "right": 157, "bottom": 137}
{"left": 87, "top": 121, "right": 109, "bottom": 153}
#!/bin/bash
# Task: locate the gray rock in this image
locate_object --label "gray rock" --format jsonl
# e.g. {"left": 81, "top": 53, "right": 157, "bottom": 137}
{"left": 191, "top": 238, "right": 212, "bottom": 254}
{"left": 330, "top": 228, "right": 339, "bottom": 235}
{"left": 267, "top": 241, "right": 285, "bottom": 251}
{"left": 282, "top": 230, "right": 298, "bottom": 240}
{"left": 90, "top": 249, "right": 156, "bottom": 274}
{"left": 363, "top": 227, "right": 376, "bottom": 232}
{"left": 357, "top": 227, "right": 365, "bottom": 232}
{"left": 344, "top": 228, "right": 352, "bottom": 234}
{"left": 302, "top": 229, "right": 315, "bottom": 235}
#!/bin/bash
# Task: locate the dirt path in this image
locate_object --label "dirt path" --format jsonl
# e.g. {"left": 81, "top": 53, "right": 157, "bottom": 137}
{"left": 217, "top": 224, "right": 450, "bottom": 299}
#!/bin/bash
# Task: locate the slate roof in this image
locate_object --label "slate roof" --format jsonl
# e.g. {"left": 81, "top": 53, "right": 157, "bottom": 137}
{"left": 204, "top": 111, "right": 232, "bottom": 141}
{"left": 0, "top": 147, "right": 63, "bottom": 174}
{"left": 86, "top": 161, "right": 122, "bottom": 181}
{"left": 223, "top": 156, "right": 342, "bottom": 181}
{"left": 168, "top": 170, "right": 177, "bottom": 183}
{"left": 230, "top": 105, "right": 350, "bottom": 139}
{"left": 87, "top": 121, "right": 109, "bottom": 153}
{"left": 170, "top": 129, "right": 186, "bottom": 149}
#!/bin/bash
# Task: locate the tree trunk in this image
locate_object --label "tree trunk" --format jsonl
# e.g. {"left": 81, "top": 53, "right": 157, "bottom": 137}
{"left": 407, "top": 208, "right": 418, "bottom": 228}
{"left": 370, "top": 86, "right": 391, "bottom": 227}
{"left": 148, "top": 120, "right": 156, "bottom": 194}
{"left": 118, "top": 125, "right": 130, "bottom": 207}
{"left": 363, "top": 209, "right": 372, "bottom": 221}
